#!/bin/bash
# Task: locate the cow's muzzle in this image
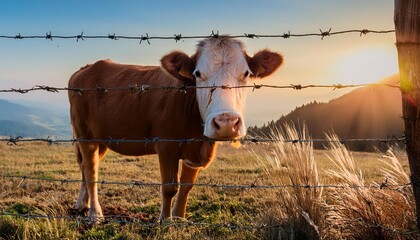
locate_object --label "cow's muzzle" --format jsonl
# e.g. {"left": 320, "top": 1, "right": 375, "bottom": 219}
{"left": 211, "top": 113, "right": 242, "bottom": 139}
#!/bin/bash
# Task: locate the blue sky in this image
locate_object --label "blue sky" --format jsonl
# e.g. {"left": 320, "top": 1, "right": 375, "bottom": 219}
{"left": 0, "top": 1, "right": 397, "bottom": 126}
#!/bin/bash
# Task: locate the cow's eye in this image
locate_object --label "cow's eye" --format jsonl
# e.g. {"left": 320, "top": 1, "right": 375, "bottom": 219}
{"left": 193, "top": 70, "right": 201, "bottom": 78}
{"left": 241, "top": 70, "right": 250, "bottom": 81}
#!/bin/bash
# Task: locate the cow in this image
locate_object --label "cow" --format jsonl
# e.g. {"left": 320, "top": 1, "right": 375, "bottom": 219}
{"left": 68, "top": 36, "right": 283, "bottom": 222}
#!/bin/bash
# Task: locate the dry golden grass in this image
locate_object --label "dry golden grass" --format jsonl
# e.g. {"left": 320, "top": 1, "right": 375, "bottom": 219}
{"left": 322, "top": 133, "right": 416, "bottom": 239}
{"left": 0, "top": 127, "right": 416, "bottom": 239}
{"left": 253, "top": 127, "right": 416, "bottom": 240}
{"left": 252, "top": 124, "right": 323, "bottom": 239}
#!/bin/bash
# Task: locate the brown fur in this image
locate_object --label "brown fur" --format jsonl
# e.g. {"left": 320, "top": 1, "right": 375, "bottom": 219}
{"left": 69, "top": 59, "right": 216, "bottom": 220}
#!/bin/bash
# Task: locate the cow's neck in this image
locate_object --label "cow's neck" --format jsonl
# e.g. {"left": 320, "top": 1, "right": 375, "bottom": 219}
{"left": 165, "top": 83, "right": 217, "bottom": 167}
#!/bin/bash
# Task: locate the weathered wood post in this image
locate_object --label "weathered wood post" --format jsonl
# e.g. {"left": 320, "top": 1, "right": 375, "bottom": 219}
{"left": 394, "top": 0, "right": 420, "bottom": 227}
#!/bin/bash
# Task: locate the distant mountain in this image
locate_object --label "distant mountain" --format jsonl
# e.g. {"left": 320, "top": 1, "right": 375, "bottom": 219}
{"left": 0, "top": 99, "right": 71, "bottom": 137}
{"left": 249, "top": 75, "right": 403, "bottom": 151}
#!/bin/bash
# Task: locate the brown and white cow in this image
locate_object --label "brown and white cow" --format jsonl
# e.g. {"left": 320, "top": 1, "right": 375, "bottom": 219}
{"left": 68, "top": 37, "right": 283, "bottom": 222}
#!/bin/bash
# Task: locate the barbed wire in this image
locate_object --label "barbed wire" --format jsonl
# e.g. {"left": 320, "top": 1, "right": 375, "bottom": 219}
{"left": 0, "top": 82, "right": 401, "bottom": 95}
{"left": 0, "top": 212, "right": 276, "bottom": 230}
{"left": 1, "top": 211, "right": 418, "bottom": 236}
{"left": 0, "top": 29, "right": 395, "bottom": 43}
{"left": 1, "top": 177, "right": 416, "bottom": 236}
{"left": 0, "top": 136, "right": 406, "bottom": 146}
{"left": 0, "top": 174, "right": 411, "bottom": 190}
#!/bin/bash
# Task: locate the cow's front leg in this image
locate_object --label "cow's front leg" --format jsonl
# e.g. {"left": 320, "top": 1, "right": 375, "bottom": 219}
{"left": 158, "top": 155, "right": 180, "bottom": 221}
{"left": 75, "top": 172, "right": 90, "bottom": 212}
{"left": 74, "top": 143, "right": 90, "bottom": 212}
{"left": 172, "top": 162, "right": 200, "bottom": 218}
{"left": 79, "top": 143, "right": 103, "bottom": 223}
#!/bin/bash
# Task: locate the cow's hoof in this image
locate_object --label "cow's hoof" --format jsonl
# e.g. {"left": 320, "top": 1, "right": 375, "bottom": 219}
{"left": 88, "top": 209, "right": 104, "bottom": 225}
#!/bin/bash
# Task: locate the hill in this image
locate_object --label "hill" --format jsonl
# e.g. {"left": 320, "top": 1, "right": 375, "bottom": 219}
{"left": 249, "top": 75, "right": 403, "bottom": 151}
{"left": 0, "top": 99, "right": 71, "bottom": 137}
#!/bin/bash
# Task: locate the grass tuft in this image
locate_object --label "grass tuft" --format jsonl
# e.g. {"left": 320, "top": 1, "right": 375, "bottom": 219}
{"left": 255, "top": 123, "right": 324, "bottom": 240}
{"left": 323, "top": 133, "right": 417, "bottom": 239}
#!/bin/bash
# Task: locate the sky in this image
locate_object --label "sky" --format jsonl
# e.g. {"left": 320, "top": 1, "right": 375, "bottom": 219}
{"left": 0, "top": 0, "right": 398, "bottom": 127}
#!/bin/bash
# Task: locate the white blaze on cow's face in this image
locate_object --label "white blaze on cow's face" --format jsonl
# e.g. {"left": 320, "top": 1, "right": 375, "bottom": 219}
{"left": 161, "top": 37, "right": 283, "bottom": 140}
{"left": 194, "top": 38, "right": 250, "bottom": 139}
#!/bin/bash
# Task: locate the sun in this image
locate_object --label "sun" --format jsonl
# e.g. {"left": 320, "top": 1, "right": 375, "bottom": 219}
{"left": 332, "top": 46, "right": 399, "bottom": 85}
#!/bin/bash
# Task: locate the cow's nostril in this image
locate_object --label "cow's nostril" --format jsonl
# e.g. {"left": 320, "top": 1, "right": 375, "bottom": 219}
{"left": 233, "top": 118, "right": 241, "bottom": 131}
{"left": 213, "top": 118, "right": 220, "bottom": 130}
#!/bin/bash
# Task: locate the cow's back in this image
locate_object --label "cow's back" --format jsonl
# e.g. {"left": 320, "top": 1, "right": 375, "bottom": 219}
{"left": 68, "top": 59, "right": 203, "bottom": 156}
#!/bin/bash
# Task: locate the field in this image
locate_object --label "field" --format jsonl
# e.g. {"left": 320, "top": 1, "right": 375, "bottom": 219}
{"left": 0, "top": 129, "right": 417, "bottom": 239}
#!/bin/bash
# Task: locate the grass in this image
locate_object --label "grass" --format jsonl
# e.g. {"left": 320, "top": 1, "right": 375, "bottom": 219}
{"left": 253, "top": 124, "right": 323, "bottom": 240}
{"left": 322, "top": 133, "right": 416, "bottom": 239}
{"left": 0, "top": 126, "right": 417, "bottom": 239}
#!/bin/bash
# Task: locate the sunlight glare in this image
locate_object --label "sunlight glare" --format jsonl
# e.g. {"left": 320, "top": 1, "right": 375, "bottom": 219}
{"left": 333, "top": 46, "right": 398, "bottom": 85}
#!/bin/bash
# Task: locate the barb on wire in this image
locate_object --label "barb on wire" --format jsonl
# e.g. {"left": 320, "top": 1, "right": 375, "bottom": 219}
{"left": 45, "top": 31, "right": 52, "bottom": 41}
{"left": 320, "top": 28, "right": 332, "bottom": 40}
{"left": 211, "top": 30, "right": 220, "bottom": 38}
{"left": 360, "top": 29, "right": 370, "bottom": 36}
{"left": 36, "top": 85, "right": 60, "bottom": 93}
{"left": 6, "top": 136, "right": 22, "bottom": 145}
{"left": 139, "top": 33, "right": 150, "bottom": 45}
{"left": 0, "top": 29, "right": 395, "bottom": 43}
{"left": 291, "top": 84, "right": 302, "bottom": 90}
{"left": 0, "top": 82, "right": 401, "bottom": 94}
{"left": 108, "top": 33, "right": 116, "bottom": 40}
{"left": 282, "top": 31, "right": 291, "bottom": 38}
{"left": 174, "top": 34, "right": 182, "bottom": 42}
{"left": 245, "top": 33, "right": 258, "bottom": 39}
{"left": 76, "top": 32, "right": 84, "bottom": 42}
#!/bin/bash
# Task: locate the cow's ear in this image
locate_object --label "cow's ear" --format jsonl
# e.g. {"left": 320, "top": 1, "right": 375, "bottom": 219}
{"left": 247, "top": 50, "right": 283, "bottom": 79}
{"left": 161, "top": 51, "right": 196, "bottom": 84}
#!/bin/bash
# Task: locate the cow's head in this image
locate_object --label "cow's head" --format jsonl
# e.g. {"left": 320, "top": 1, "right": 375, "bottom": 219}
{"left": 161, "top": 37, "right": 283, "bottom": 139}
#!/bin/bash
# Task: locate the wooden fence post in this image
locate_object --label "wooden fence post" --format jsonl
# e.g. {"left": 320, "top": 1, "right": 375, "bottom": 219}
{"left": 394, "top": 0, "right": 420, "bottom": 228}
